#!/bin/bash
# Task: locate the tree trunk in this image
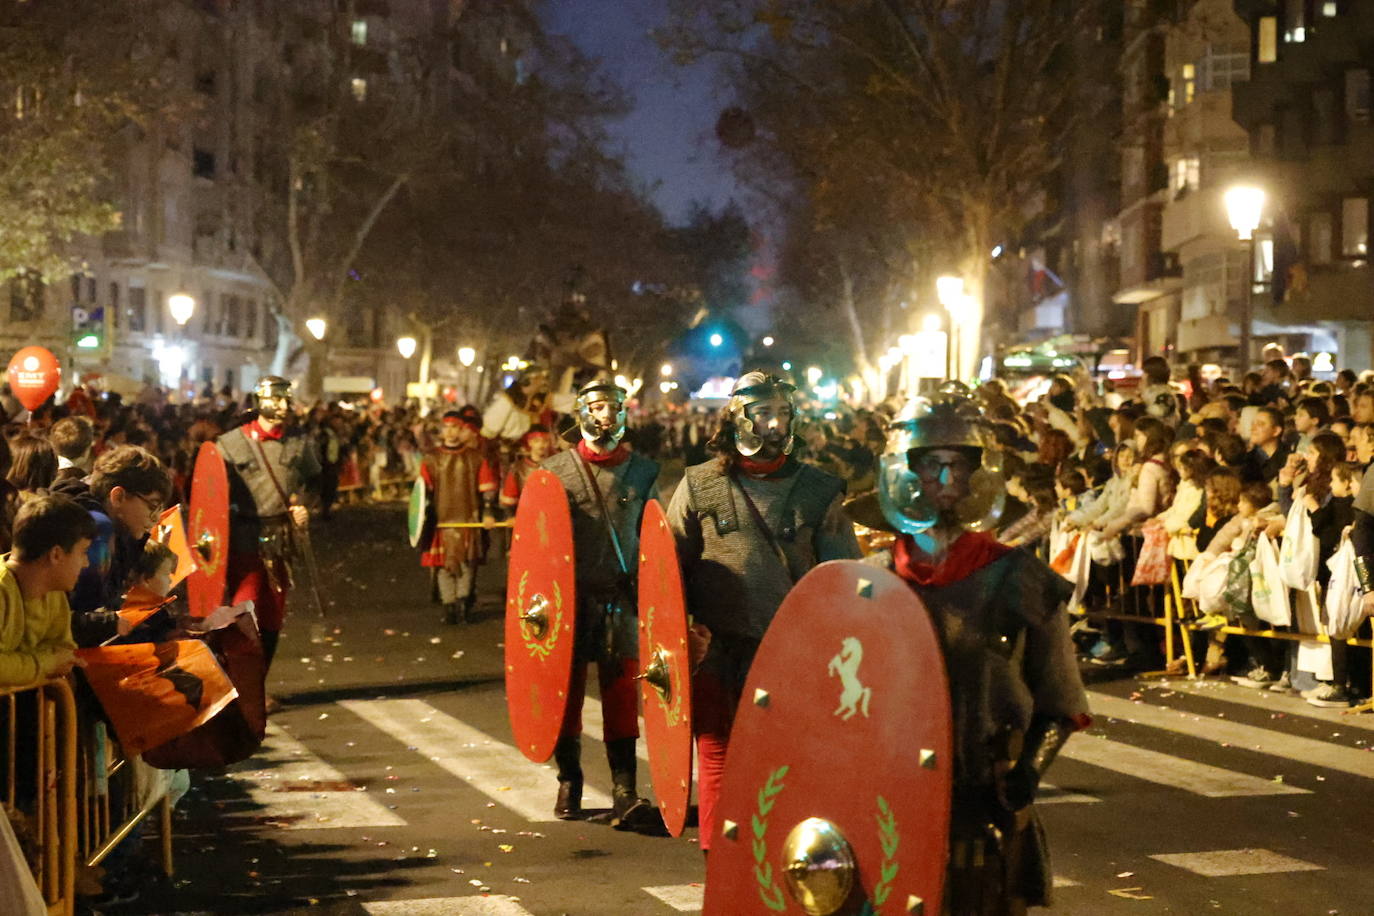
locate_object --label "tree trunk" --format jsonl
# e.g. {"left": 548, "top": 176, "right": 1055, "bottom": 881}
{"left": 837, "top": 256, "right": 885, "bottom": 403}
{"left": 958, "top": 204, "right": 993, "bottom": 382}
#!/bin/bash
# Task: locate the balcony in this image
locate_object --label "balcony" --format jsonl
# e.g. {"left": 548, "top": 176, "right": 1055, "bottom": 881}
{"left": 1161, "top": 185, "right": 1231, "bottom": 252}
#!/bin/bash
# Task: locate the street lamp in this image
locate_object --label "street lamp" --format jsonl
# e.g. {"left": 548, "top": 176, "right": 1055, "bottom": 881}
{"left": 168, "top": 293, "right": 196, "bottom": 327}
{"left": 397, "top": 336, "right": 417, "bottom": 359}
{"left": 762, "top": 335, "right": 775, "bottom": 347}
{"left": 306, "top": 317, "right": 327, "bottom": 341}
{"left": 709, "top": 332, "right": 724, "bottom": 348}
{"left": 1225, "top": 185, "right": 1266, "bottom": 373}
{"left": 936, "top": 276, "right": 965, "bottom": 380}
{"left": 806, "top": 366, "right": 823, "bottom": 385}
{"left": 660, "top": 362, "right": 673, "bottom": 377}
{"left": 458, "top": 346, "right": 476, "bottom": 367}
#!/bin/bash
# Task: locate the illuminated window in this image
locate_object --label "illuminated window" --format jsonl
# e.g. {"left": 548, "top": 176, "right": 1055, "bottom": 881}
{"left": 1200, "top": 43, "right": 1250, "bottom": 91}
{"left": 1342, "top": 198, "right": 1368, "bottom": 257}
{"left": 1323, "top": 2, "right": 1338, "bottom": 15}
{"left": 350, "top": 78, "right": 367, "bottom": 102}
{"left": 1284, "top": 0, "right": 1306, "bottom": 42}
{"left": 351, "top": 20, "right": 367, "bottom": 45}
{"left": 1258, "top": 17, "right": 1278, "bottom": 63}
{"left": 1179, "top": 63, "right": 1196, "bottom": 107}
{"left": 1173, "top": 157, "right": 1200, "bottom": 192}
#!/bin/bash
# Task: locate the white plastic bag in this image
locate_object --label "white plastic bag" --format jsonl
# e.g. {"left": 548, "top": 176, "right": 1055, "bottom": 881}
{"left": 1326, "top": 538, "right": 1365, "bottom": 641}
{"left": 0, "top": 811, "right": 45, "bottom": 916}
{"left": 1068, "top": 531, "right": 1092, "bottom": 611}
{"left": 1088, "top": 530, "right": 1124, "bottom": 566}
{"left": 1278, "top": 496, "right": 1318, "bottom": 590}
{"left": 1250, "top": 533, "right": 1292, "bottom": 627}
{"left": 1182, "top": 551, "right": 1231, "bottom": 613}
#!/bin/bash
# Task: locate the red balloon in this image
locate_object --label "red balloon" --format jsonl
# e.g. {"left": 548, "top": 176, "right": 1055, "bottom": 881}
{"left": 7, "top": 346, "right": 61, "bottom": 412}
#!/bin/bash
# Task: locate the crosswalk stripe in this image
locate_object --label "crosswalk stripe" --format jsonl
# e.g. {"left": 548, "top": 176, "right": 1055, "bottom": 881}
{"left": 1148, "top": 848, "right": 1325, "bottom": 877}
{"left": 1062, "top": 735, "right": 1309, "bottom": 797}
{"left": 581, "top": 697, "right": 651, "bottom": 763}
{"left": 1140, "top": 680, "right": 1374, "bottom": 733}
{"left": 1088, "top": 692, "right": 1374, "bottom": 780}
{"left": 1037, "top": 783, "right": 1100, "bottom": 804}
{"left": 643, "top": 884, "right": 705, "bottom": 911}
{"left": 341, "top": 698, "right": 613, "bottom": 822}
{"left": 225, "top": 723, "right": 406, "bottom": 829}
{"left": 363, "top": 896, "right": 533, "bottom": 915}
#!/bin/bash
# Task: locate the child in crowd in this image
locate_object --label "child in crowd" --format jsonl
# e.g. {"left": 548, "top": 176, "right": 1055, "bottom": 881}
{"left": 0, "top": 495, "right": 94, "bottom": 686}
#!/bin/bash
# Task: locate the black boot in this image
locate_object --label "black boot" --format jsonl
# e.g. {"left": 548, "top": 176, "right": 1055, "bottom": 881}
{"left": 442, "top": 603, "right": 459, "bottom": 625}
{"left": 460, "top": 593, "right": 476, "bottom": 623}
{"left": 605, "top": 738, "right": 655, "bottom": 831}
{"left": 553, "top": 737, "right": 583, "bottom": 820}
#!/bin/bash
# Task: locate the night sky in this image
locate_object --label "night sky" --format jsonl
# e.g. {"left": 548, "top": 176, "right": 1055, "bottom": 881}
{"left": 540, "top": 0, "right": 740, "bottom": 226}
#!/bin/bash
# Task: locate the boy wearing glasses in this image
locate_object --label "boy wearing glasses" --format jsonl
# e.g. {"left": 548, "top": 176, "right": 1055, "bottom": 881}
{"left": 51, "top": 445, "right": 173, "bottom": 646}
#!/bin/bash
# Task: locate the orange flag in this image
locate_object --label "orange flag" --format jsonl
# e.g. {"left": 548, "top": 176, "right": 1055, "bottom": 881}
{"left": 153, "top": 505, "right": 196, "bottom": 588}
{"left": 117, "top": 586, "right": 176, "bottom": 631}
{"left": 76, "top": 640, "right": 238, "bottom": 755}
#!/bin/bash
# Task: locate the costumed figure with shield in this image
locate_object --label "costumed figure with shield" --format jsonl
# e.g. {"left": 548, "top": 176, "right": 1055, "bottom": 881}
{"left": 664, "top": 372, "right": 861, "bottom": 853}
{"left": 418, "top": 410, "right": 498, "bottom": 624}
{"left": 865, "top": 392, "right": 1091, "bottom": 915}
{"left": 215, "top": 376, "right": 321, "bottom": 672}
{"left": 539, "top": 378, "right": 659, "bottom": 828}
{"left": 498, "top": 427, "right": 554, "bottom": 514}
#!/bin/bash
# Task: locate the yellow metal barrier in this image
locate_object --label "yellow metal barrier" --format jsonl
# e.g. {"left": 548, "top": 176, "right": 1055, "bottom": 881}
{"left": 0, "top": 677, "right": 77, "bottom": 916}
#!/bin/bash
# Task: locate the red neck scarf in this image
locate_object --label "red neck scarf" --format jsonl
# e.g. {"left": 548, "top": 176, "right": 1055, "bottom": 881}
{"left": 738, "top": 452, "right": 788, "bottom": 478}
{"left": 577, "top": 440, "right": 630, "bottom": 468}
{"left": 893, "top": 531, "right": 1012, "bottom": 588}
{"left": 248, "top": 419, "right": 283, "bottom": 441}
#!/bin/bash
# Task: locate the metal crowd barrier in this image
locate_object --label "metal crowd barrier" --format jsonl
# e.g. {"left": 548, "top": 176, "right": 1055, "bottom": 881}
{"left": 1, "top": 677, "right": 78, "bottom": 916}
{"left": 78, "top": 719, "right": 175, "bottom": 880}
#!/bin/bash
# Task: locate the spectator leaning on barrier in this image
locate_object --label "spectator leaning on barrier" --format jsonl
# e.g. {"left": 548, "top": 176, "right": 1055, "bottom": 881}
{"left": 52, "top": 446, "right": 173, "bottom": 647}
{"left": 0, "top": 494, "right": 92, "bottom": 686}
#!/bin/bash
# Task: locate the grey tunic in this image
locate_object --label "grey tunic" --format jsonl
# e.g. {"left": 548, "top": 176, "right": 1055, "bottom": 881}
{"left": 665, "top": 458, "right": 861, "bottom": 689}
{"left": 218, "top": 425, "right": 321, "bottom": 556}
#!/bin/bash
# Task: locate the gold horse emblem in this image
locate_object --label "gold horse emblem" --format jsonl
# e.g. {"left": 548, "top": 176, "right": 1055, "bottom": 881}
{"left": 827, "top": 637, "right": 872, "bottom": 721}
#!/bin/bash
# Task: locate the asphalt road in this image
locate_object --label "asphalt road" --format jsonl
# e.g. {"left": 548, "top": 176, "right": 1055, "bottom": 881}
{"left": 123, "top": 501, "right": 1374, "bottom": 916}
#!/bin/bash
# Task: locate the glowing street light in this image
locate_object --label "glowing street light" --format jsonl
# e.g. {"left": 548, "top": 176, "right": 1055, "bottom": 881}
{"left": 397, "top": 336, "right": 418, "bottom": 359}
{"left": 306, "top": 317, "right": 327, "bottom": 341}
{"left": 936, "top": 275, "right": 964, "bottom": 309}
{"left": 782, "top": 361, "right": 792, "bottom": 371}
{"left": 1225, "top": 185, "right": 1266, "bottom": 372}
{"left": 167, "top": 292, "right": 196, "bottom": 327}
{"left": 659, "top": 380, "right": 673, "bottom": 394}
{"left": 709, "top": 332, "right": 724, "bottom": 348}
{"left": 660, "top": 362, "right": 673, "bottom": 377}
{"left": 806, "top": 366, "right": 823, "bottom": 385}
{"left": 922, "top": 313, "right": 942, "bottom": 332}
{"left": 458, "top": 346, "right": 476, "bottom": 367}
{"left": 1224, "top": 185, "right": 1266, "bottom": 240}
{"left": 762, "top": 335, "right": 775, "bottom": 347}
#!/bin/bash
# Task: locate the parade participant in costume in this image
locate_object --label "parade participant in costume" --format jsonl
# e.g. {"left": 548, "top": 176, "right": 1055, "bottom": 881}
{"left": 481, "top": 364, "right": 553, "bottom": 450}
{"left": 420, "top": 410, "right": 498, "bottom": 624}
{"left": 871, "top": 395, "right": 1090, "bottom": 915}
{"left": 540, "top": 379, "right": 658, "bottom": 827}
{"left": 217, "top": 377, "right": 320, "bottom": 672}
{"left": 665, "top": 371, "right": 861, "bottom": 854}
{"left": 1352, "top": 464, "right": 1374, "bottom": 659}
{"left": 498, "top": 426, "right": 553, "bottom": 514}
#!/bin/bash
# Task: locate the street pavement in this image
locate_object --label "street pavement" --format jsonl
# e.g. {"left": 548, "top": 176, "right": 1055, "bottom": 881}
{"left": 126, "top": 501, "right": 1374, "bottom": 915}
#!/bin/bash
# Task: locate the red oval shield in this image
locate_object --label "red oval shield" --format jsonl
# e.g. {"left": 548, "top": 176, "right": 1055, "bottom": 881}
{"left": 704, "top": 561, "right": 952, "bottom": 916}
{"left": 505, "top": 468, "right": 577, "bottom": 763}
{"left": 637, "top": 499, "right": 693, "bottom": 837}
{"left": 186, "top": 442, "right": 230, "bottom": 618}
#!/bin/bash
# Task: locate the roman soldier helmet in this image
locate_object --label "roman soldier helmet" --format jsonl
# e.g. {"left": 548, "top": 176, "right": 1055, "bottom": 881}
{"left": 574, "top": 377, "right": 628, "bottom": 447}
{"left": 252, "top": 376, "right": 293, "bottom": 420}
{"left": 877, "top": 394, "right": 1006, "bottom": 535}
{"left": 726, "top": 371, "right": 798, "bottom": 457}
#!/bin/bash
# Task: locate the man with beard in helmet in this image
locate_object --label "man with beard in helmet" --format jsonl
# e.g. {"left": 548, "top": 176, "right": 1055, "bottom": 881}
{"left": 540, "top": 378, "right": 660, "bottom": 828}
{"left": 665, "top": 371, "right": 862, "bottom": 856}
{"left": 217, "top": 377, "right": 320, "bottom": 675}
{"left": 866, "top": 394, "right": 1089, "bottom": 915}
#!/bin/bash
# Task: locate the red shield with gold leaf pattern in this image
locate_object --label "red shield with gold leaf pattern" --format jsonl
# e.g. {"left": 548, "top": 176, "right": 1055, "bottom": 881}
{"left": 636, "top": 499, "right": 693, "bottom": 837}
{"left": 704, "top": 561, "right": 952, "bottom": 916}
{"left": 186, "top": 442, "right": 231, "bottom": 618}
{"left": 505, "top": 468, "right": 577, "bottom": 764}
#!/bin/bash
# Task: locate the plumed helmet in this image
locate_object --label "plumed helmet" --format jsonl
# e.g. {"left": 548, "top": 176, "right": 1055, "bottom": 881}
{"left": 575, "top": 377, "right": 628, "bottom": 447}
{"left": 726, "top": 371, "right": 798, "bottom": 457}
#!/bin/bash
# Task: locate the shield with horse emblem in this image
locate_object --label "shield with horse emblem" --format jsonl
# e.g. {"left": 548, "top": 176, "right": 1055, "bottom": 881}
{"left": 703, "top": 560, "right": 953, "bottom": 916}
{"left": 636, "top": 499, "right": 693, "bottom": 837}
{"left": 504, "top": 468, "right": 577, "bottom": 764}
{"left": 186, "top": 442, "right": 231, "bottom": 618}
